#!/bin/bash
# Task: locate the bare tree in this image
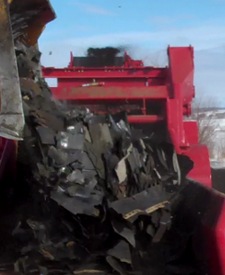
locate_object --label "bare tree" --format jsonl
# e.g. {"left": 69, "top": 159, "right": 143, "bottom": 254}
{"left": 192, "top": 96, "right": 219, "bottom": 158}
{"left": 215, "top": 139, "right": 225, "bottom": 160}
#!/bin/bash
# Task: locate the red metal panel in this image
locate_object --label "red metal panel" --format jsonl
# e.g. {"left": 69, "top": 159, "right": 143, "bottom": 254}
{"left": 42, "top": 67, "right": 167, "bottom": 79}
{"left": 168, "top": 46, "right": 195, "bottom": 105}
{"left": 184, "top": 144, "right": 212, "bottom": 187}
{"left": 166, "top": 97, "right": 186, "bottom": 152}
{"left": 166, "top": 47, "right": 196, "bottom": 151}
{"left": 183, "top": 120, "right": 199, "bottom": 144}
{"left": 57, "top": 78, "right": 164, "bottom": 87}
{"left": 51, "top": 86, "right": 168, "bottom": 100}
{"left": 128, "top": 115, "right": 163, "bottom": 124}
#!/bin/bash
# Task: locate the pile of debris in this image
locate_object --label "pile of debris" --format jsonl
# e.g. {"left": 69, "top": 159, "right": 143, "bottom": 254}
{"left": 0, "top": 46, "right": 207, "bottom": 275}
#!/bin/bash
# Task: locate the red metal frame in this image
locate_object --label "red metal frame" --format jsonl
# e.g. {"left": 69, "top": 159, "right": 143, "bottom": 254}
{"left": 42, "top": 47, "right": 211, "bottom": 187}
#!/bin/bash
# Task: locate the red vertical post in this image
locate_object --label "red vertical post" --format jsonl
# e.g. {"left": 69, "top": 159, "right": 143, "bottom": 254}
{"left": 167, "top": 46, "right": 195, "bottom": 152}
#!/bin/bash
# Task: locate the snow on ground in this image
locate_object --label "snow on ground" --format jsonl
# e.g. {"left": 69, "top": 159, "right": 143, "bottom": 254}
{"left": 211, "top": 159, "right": 225, "bottom": 169}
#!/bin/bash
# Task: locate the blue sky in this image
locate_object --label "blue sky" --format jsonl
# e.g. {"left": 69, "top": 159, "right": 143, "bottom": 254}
{"left": 39, "top": 0, "right": 225, "bottom": 105}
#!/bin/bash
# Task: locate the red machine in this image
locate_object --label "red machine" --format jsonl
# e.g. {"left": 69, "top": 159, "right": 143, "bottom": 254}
{"left": 6, "top": 1, "right": 225, "bottom": 273}
{"left": 42, "top": 47, "right": 211, "bottom": 187}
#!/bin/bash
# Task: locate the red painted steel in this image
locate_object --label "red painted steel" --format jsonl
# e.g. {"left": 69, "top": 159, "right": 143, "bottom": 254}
{"left": 50, "top": 86, "right": 168, "bottom": 100}
{"left": 185, "top": 144, "right": 212, "bottom": 187}
{"left": 128, "top": 115, "right": 163, "bottom": 124}
{"left": 42, "top": 47, "right": 211, "bottom": 187}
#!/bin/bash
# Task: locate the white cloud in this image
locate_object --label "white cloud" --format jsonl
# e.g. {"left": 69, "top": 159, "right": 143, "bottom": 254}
{"left": 41, "top": 22, "right": 225, "bottom": 52}
{"left": 71, "top": 2, "right": 115, "bottom": 16}
{"left": 149, "top": 15, "right": 176, "bottom": 26}
{"left": 148, "top": 14, "right": 195, "bottom": 29}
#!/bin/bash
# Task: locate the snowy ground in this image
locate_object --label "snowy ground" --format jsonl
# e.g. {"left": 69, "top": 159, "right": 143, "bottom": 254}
{"left": 211, "top": 159, "right": 225, "bottom": 169}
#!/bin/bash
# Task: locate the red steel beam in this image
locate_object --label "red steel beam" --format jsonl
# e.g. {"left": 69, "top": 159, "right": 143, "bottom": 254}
{"left": 128, "top": 115, "right": 163, "bottom": 124}
{"left": 42, "top": 67, "right": 167, "bottom": 79}
{"left": 51, "top": 86, "right": 168, "bottom": 100}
